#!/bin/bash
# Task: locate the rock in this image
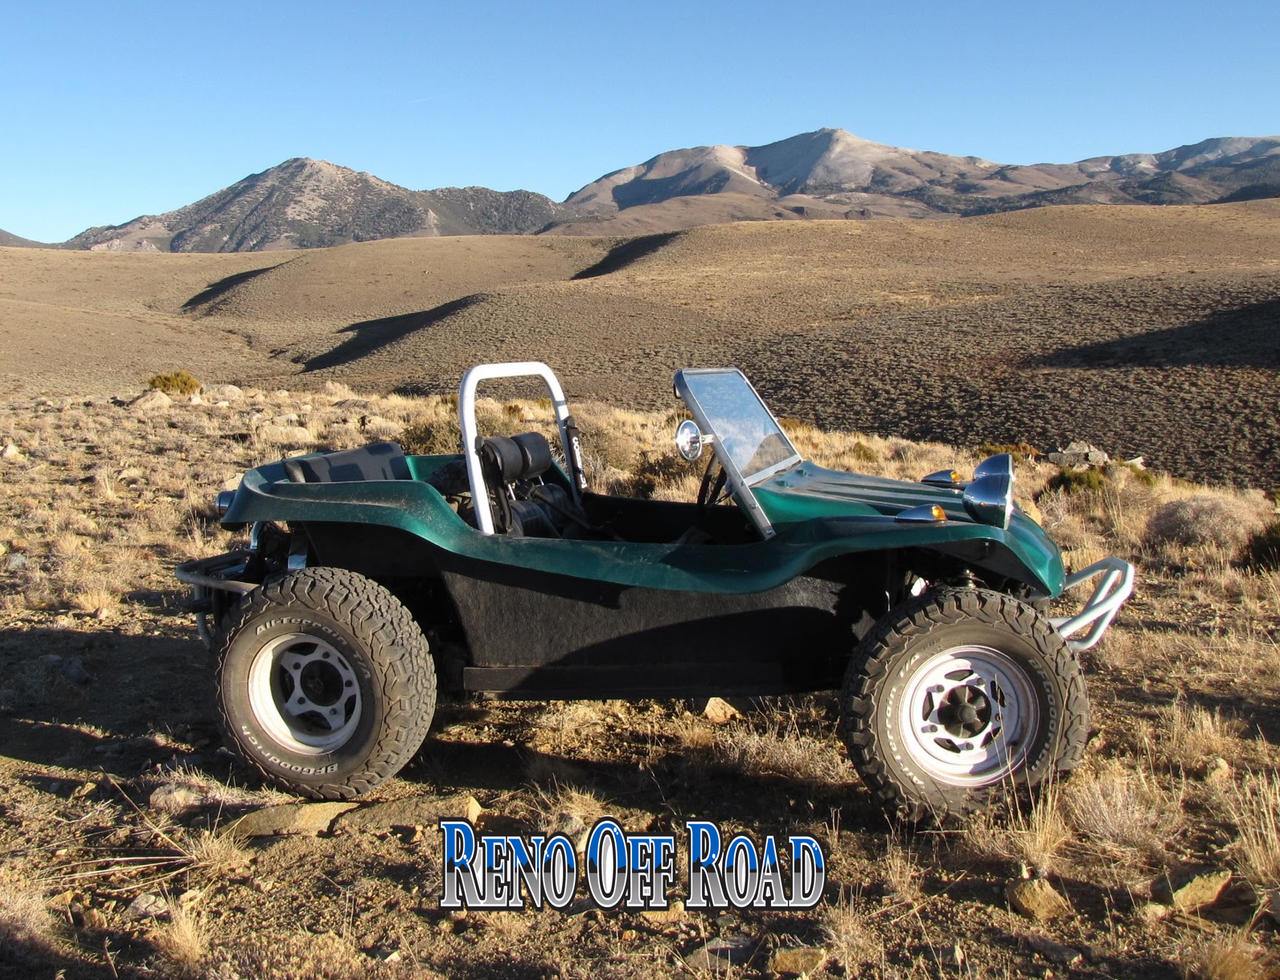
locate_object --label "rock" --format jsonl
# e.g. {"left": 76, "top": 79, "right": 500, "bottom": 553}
{"left": 1006, "top": 878, "right": 1070, "bottom": 922}
{"left": 685, "top": 936, "right": 754, "bottom": 970}
{"left": 149, "top": 783, "right": 203, "bottom": 813}
{"left": 201, "top": 384, "right": 244, "bottom": 402}
{"left": 271, "top": 413, "right": 301, "bottom": 426}
{"left": 641, "top": 900, "right": 685, "bottom": 925}
{"left": 60, "top": 656, "right": 91, "bottom": 685}
{"left": 1, "top": 444, "right": 22, "bottom": 459}
{"left": 1025, "top": 935, "right": 1083, "bottom": 966}
{"left": 188, "top": 394, "right": 205, "bottom": 406}
{"left": 1206, "top": 757, "right": 1233, "bottom": 785}
{"left": 950, "top": 944, "right": 966, "bottom": 969}
{"left": 129, "top": 389, "right": 172, "bottom": 411}
{"left": 76, "top": 906, "right": 109, "bottom": 931}
{"left": 6, "top": 554, "right": 27, "bottom": 571}
{"left": 1151, "top": 868, "right": 1231, "bottom": 911}
{"left": 465, "top": 796, "right": 484, "bottom": 825}
{"left": 332, "top": 793, "right": 478, "bottom": 834}
{"left": 1047, "top": 441, "right": 1110, "bottom": 468}
{"left": 255, "top": 424, "right": 315, "bottom": 447}
{"left": 223, "top": 802, "right": 357, "bottom": 838}
{"left": 769, "top": 946, "right": 827, "bottom": 975}
{"left": 127, "top": 893, "right": 168, "bottom": 920}
{"left": 334, "top": 398, "right": 373, "bottom": 412}
{"left": 703, "top": 697, "right": 740, "bottom": 725}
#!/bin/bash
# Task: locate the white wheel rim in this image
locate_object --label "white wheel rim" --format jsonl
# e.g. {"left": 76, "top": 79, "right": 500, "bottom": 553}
{"left": 247, "top": 633, "right": 363, "bottom": 755}
{"left": 898, "top": 645, "right": 1038, "bottom": 786}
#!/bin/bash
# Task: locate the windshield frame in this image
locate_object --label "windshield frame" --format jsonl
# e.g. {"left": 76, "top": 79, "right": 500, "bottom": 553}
{"left": 674, "top": 368, "right": 803, "bottom": 539}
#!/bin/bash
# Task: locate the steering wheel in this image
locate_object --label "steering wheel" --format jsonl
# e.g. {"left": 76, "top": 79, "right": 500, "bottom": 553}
{"left": 697, "top": 458, "right": 728, "bottom": 510}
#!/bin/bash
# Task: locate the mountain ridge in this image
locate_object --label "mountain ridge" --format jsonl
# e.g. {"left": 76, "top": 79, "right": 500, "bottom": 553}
{"left": 15, "top": 130, "right": 1280, "bottom": 251}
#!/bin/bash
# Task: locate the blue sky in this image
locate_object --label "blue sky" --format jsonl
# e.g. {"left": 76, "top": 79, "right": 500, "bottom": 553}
{"left": 3, "top": 0, "right": 1277, "bottom": 242}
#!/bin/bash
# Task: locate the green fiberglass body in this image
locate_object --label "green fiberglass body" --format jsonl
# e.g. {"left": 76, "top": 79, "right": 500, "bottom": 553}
{"left": 177, "top": 362, "right": 1132, "bottom": 817}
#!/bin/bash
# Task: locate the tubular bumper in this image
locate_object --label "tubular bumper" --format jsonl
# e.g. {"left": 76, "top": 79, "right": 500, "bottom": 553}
{"left": 174, "top": 550, "right": 259, "bottom": 650}
{"left": 1049, "top": 556, "right": 1135, "bottom": 653}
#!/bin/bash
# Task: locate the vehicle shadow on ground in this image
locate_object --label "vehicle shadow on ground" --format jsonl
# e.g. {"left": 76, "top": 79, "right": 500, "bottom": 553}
{"left": 1030, "top": 296, "right": 1280, "bottom": 369}
{"left": 0, "top": 626, "right": 217, "bottom": 778}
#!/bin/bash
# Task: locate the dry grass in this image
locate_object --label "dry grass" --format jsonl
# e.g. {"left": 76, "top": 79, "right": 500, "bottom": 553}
{"left": 963, "top": 780, "right": 1072, "bottom": 877}
{"left": 1146, "top": 494, "right": 1271, "bottom": 554}
{"left": 153, "top": 896, "right": 209, "bottom": 976}
{"left": 1182, "top": 932, "right": 1276, "bottom": 980}
{"left": 1227, "top": 773, "right": 1280, "bottom": 893}
{"left": 1062, "top": 763, "right": 1182, "bottom": 871}
{"left": 821, "top": 890, "right": 885, "bottom": 972}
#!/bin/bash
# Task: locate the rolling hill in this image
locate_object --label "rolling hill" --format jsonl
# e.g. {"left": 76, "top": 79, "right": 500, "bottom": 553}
{"left": 3, "top": 200, "right": 1278, "bottom": 486}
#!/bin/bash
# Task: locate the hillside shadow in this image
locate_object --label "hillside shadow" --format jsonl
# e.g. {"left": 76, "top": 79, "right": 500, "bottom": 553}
{"left": 302, "top": 295, "right": 484, "bottom": 372}
{"left": 570, "top": 231, "right": 680, "bottom": 280}
{"left": 1032, "top": 296, "right": 1280, "bottom": 369}
{"left": 180, "top": 266, "right": 277, "bottom": 311}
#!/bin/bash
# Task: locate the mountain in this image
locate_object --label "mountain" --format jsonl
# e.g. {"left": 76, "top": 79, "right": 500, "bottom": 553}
{"left": 558, "top": 129, "right": 1280, "bottom": 230}
{"left": 65, "top": 158, "right": 570, "bottom": 253}
{"left": 29, "top": 131, "right": 1280, "bottom": 251}
{"left": 0, "top": 228, "right": 49, "bottom": 248}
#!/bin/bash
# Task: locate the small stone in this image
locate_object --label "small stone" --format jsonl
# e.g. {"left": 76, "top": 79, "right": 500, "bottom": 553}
{"left": 621, "top": 929, "right": 637, "bottom": 941}
{"left": 188, "top": 394, "right": 205, "bottom": 406}
{"left": 6, "top": 554, "right": 26, "bottom": 571}
{"left": 1025, "top": 935, "right": 1083, "bottom": 966}
{"left": 1151, "top": 868, "right": 1231, "bottom": 911}
{"left": 769, "top": 946, "right": 828, "bottom": 976}
{"left": 223, "top": 802, "right": 357, "bottom": 838}
{"left": 76, "top": 907, "right": 109, "bottom": 931}
{"left": 1006, "top": 878, "right": 1071, "bottom": 922}
{"left": 685, "top": 937, "right": 754, "bottom": 970}
{"left": 641, "top": 900, "right": 685, "bottom": 924}
{"left": 127, "top": 893, "right": 168, "bottom": 920}
{"left": 383, "top": 950, "right": 402, "bottom": 963}
{"left": 129, "top": 389, "right": 172, "bottom": 411}
{"left": 702, "top": 697, "right": 740, "bottom": 725}
{"left": 1, "top": 444, "right": 22, "bottom": 460}
{"left": 950, "top": 944, "right": 965, "bottom": 969}
{"left": 544, "top": 812, "right": 586, "bottom": 838}
{"left": 149, "top": 783, "right": 202, "bottom": 813}
{"left": 465, "top": 796, "right": 484, "bottom": 825}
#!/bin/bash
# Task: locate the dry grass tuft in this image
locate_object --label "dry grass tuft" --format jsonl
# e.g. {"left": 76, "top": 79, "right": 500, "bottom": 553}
{"left": 1227, "top": 773, "right": 1280, "bottom": 892}
{"left": 152, "top": 897, "right": 208, "bottom": 976}
{"left": 711, "top": 711, "right": 848, "bottom": 786}
{"left": 1145, "top": 494, "right": 1269, "bottom": 553}
{"left": 0, "top": 879, "right": 64, "bottom": 966}
{"left": 821, "top": 890, "right": 885, "bottom": 971}
{"left": 963, "top": 780, "right": 1071, "bottom": 877}
{"left": 1062, "top": 763, "right": 1181, "bottom": 869}
{"left": 1181, "top": 931, "right": 1274, "bottom": 980}
{"left": 1155, "top": 701, "right": 1248, "bottom": 774}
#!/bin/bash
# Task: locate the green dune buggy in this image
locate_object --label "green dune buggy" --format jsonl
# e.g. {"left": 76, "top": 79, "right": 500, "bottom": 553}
{"left": 177, "top": 362, "right": 1132, "bottom": 818}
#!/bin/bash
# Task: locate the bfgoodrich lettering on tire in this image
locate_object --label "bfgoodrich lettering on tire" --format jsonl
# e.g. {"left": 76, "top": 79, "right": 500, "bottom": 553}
{"left": 841, "top": 588, "right": 1089, "bottom": 821}
{"left": 215, "top": 567, "right": 436, "bottom": 799}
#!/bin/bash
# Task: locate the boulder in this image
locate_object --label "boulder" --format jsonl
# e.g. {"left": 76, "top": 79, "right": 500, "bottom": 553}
{"left": 223, "top": 802, "right": 357, "bottom": 838}
{"left": 129, "top": 389, "right": 171, "bottom": 411}
{"left": 201, "top": 384, "right": 244, "bottom": 402}
{"left": 703, "top": 697, "right": 741, "bottom": 725}
{"left": 1151, "top": 868, "right": 1231, "bottom": 911}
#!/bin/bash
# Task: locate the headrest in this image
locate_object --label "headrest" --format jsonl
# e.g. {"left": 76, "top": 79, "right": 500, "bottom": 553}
{"left": 480, "top": 432, "right": 553, "bottom": 483}
{"left": 283, "top": 442, "right": 409, "bottom": 483}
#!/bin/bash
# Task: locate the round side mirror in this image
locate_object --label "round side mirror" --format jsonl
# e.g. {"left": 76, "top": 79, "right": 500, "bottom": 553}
{"left": 675, "top": 419, "right": 709, "bottom": 462}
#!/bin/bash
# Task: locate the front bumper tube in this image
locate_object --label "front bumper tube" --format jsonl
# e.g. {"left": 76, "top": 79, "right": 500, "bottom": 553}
{"left": 1049, "top": 556, "right": 1135, "bottom": 653}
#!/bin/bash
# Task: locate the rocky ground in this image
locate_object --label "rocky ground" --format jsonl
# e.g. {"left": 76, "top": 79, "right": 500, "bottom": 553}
{"left": 2, "top": 386, "right": 1280, "bottom": 979}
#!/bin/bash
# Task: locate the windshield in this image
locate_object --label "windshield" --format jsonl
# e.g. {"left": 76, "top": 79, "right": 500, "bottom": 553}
{"left": 677, "top": 369, "right": 801, "bottom": 486}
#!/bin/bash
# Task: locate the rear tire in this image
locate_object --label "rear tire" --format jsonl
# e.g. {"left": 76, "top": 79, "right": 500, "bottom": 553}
{"left": 841, "top": 588, "right": 1088, "bottom": 821}
{"left": 215, "top": 567, "right": 436, "bottom": 799}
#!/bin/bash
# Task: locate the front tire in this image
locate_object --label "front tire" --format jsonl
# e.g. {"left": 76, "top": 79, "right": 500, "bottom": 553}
{"left": 215, "top": 567, "right": 436, "bottom": 799}
{"left": 841, "top": 588, "right": 1088, "bottom": 821}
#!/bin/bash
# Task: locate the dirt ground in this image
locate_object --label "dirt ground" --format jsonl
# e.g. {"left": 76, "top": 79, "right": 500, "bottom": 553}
{"left": 2, "top": 389, "right": 1279, "bottom": 979}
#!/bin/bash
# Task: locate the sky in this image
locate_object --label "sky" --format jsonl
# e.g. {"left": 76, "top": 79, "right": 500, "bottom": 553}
{"left": 3, "top": 0, "right": 1278, "bottom": 243}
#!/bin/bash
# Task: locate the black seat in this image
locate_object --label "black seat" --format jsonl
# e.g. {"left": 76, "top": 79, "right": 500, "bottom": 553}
{"left": 283, "top": 442, "right": 410, "bottom": 483}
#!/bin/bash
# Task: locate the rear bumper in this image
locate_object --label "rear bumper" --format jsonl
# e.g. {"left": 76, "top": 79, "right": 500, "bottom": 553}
{"left": 1049, "top": 557, "right": 1135, "bottom": 653}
